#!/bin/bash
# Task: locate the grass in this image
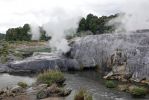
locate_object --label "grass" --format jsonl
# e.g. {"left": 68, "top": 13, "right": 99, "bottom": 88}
{"left": 17, "top": 82, "right": 28, "bottom": 88}
{"left": 105, "top": 80, "right": 117, "bottom": 88}
{"left": 74, "top": 89, "right": 93, "bottom": 100}
{"left": 37, "top": 70, "right": 64, "bottom": 86}
{"left": 129, "top": 86, "right": 147, "bottom": 98}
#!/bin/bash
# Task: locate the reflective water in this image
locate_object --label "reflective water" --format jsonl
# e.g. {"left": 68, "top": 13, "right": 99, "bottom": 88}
{"left": 0, "top": 74, "right": 35, "bottom": 89}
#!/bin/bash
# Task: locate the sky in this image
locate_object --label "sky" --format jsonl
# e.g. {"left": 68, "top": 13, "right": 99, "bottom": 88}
{"left": 0, "top": 0, "right": 124, "bottom": 33}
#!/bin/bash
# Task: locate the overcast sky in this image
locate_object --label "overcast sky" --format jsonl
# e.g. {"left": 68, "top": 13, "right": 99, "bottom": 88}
{"left": 0, "top": 0, "right": 125, "bottom": 33}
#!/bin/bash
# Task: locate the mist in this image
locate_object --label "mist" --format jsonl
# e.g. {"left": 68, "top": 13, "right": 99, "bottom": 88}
{"left": 29, "top": 24, "right": 41, "bottom": 40}
{"left": 42, "top": 10, "right": 80, "bottom": 53}
{"left": 109, "top": 0, "right": 149, "bottom": 32}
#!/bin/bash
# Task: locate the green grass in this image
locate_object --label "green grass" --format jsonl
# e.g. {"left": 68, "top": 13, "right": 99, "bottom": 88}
{"left": 105, "top": 80, "right": 117, "bottom": 88}
{"left": 130, "top": 86, "right": 147, "bottom": 98}
{"left": 74, "top": 89, "right": 93, "bottom": 100}
{"left": 17, "top": 82, "right": 28, "bottom": 88}
{"left": 37, "top": 70, "right": 64, "bottom": 86}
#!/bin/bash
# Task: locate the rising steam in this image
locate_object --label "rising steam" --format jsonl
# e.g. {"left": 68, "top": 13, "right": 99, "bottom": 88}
{"left": 109, "top": 0, "right": 149, "bottom": 32}
{"left": 42, "top": 12, "right": 80, "bottom": 53}
{"left": 29, "top": 24, "right": 41, "bottom": 40}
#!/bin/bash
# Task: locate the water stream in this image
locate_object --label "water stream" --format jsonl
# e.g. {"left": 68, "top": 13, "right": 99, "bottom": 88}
{"left": 65, "top": 71, "right": 149, "bottom": 100}
{"left": 0, "top": 71, "right": 149, "bottom": 100}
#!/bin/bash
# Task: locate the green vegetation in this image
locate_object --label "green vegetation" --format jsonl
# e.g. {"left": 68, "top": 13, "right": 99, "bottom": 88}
{"left": 129, "top": 86, "right": 147, "bottom": 98}
{"left": 74, "top": 89, "right": 93, "bottom": 100}
{"left": 37, "top": 70, "right": 64, "bottom": 86}
{"left": 0, "top": 41, "right": 9, "bottom": 57}
{"left": 5, "top": 24, "right": 50, "bottom": 41}
{"left": 77, "top": 13, "right": 118, "bottom": 36}
{"left": 0, "top": 42, "right": 9, "bottom": 63}
{"left": 17, "top": 82, "right": 28, "bottom": 88}
{"left": 6, "top": 24, "right": 31, "bottom": 41}
{"left": 105, "top": 80, "right": 116, "bottom": 88}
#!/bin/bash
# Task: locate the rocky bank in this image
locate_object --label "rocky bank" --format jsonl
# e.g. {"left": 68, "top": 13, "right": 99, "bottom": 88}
{"left": 1, "top": 31, "right": 149, "bottom": 83}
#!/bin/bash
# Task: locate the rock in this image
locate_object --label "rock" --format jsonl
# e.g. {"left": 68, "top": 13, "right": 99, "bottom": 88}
{"left": 36, "top": 84, "right": 48, "bottom": 91}
{"left": 36, "top": 84, "right": 71, "bottom": 99}
{"left": 58, "top": 88, "right": 72, "bottom": 96}
{"left": 2, "top": 32, "right": 149, "bottom": 82}
{"left": 55, "top": 79, "right": 66, "bottom": 86}
{"left": 70, "top": 32, "right": 149, "bottom": 82}
{"left": 128, "top": 85, "right": 137, "bottom": 92}
{"left": 118, "top": 84, "right": 128, "bottom": 91}
{"left": 37, "top": 90, "right": 47, "bottom": 99}
{"left": 6, "top": 52, "right": 80, "bottom": 74}
{"left": 11, "top": 86, "right": 23, "bottom": 93}
{"left": 46, "top": 84, "right": 61, "bottom": 94}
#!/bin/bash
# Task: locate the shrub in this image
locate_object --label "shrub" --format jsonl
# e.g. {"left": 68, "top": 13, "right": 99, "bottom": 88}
{"left": 37, "top": 70, "right": 64, "bottom": 86}
{"left": 129, "top": 86, "right": 147, "bottom": 98}
{"left": 105, "top": 80, "right": 116, "bottom": 88}
{"left": 74, "top": 89, "right": 93, "bottom": 100}
{"left": 17, "top": 82, "right": 28, "bottom": 88}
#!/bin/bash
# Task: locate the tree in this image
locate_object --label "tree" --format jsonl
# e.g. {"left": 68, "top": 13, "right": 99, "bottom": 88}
{"left": 5, "top": 24, "right": 31, "bottom": 41}
{"left": 77, "top": 13, "right": 118, "bottom": 35}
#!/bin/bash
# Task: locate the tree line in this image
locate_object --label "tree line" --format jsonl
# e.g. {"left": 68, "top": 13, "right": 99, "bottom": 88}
{"left": 5, "top": 24, "right": 49, "bottom": 41}
{"left": 77, "top": 13, "right": 118, "bottom": 35}
{"left": 4, "top": 13, "right": 118, "bottom": 41}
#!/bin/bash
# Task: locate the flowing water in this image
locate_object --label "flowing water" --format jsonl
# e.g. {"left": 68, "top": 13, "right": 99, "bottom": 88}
{"left": 0, "top": 71, "right": 149, "bottom": 100}
{"left": 65, "top": 71, "right": 149, "bottom": 100}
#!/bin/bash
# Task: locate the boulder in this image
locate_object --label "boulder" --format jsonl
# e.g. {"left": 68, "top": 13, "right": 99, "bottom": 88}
{"left": 11, "top": 86, "right": 23, "bottom": 93}
{"left": 70, "top": 32, "right": 149, "bottom": 82}
{"left": 6, "top": 52, "right": 80, "bottom": 74}
{"left": 36, "top": 84, "right": 71, "bottom": 99}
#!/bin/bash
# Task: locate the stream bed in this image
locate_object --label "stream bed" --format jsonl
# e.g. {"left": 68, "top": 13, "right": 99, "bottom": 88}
{"left": 0, "top": 71, "right": 149, "bottom": 100}
{"left": 64, "top": 71, "right": 149, "bottom": 100}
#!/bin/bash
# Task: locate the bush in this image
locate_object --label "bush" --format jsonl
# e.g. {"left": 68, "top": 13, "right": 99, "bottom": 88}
{"left": 37, "top": 70, "right": 64, "bottom": 86}
{"left": 17, "top": 82, "right": 28, "bottom": 88}
{"left": 74, "top": 89, "right": 93, "bottom": 100}
{"left": 105, "top": 80, "right": 116, "bottom": 88}
{"left": 130, "top": 86, "right": 147, "bottom": 98}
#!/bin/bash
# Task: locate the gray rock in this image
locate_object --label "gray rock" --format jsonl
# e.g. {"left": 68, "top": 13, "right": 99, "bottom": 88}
{"left": 70, "top": 32, "right": 149, "bottom": 82}
{"left": 11, "top": 86, "right": 23, "bottom": 93}
{"left": 6, "top": 52, "right": 80, "bottom": 73}
{"left": 2, "top": 32, "right": 149, "bottom": 82}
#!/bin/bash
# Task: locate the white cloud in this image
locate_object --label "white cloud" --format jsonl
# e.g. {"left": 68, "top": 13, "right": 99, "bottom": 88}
{"left": 0, "top": 0, "right": 122, "bottom": 33}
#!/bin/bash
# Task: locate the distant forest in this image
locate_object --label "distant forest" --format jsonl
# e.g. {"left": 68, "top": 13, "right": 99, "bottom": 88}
{"left": 2, "top": 13, "right": 118, "bottom": 41}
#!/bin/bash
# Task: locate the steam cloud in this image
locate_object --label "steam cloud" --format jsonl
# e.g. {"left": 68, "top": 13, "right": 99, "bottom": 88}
{"left": 30, "top": 0, "right": 149, "bottom": 52}
{"left": 29, "top": 24, "right": 41, "bottom": 40}
{"left": 110, "top": 0, "right": 149, "bottom": 32}
{"left": 42, "top": 11, "right": 80, "bottom": 53}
